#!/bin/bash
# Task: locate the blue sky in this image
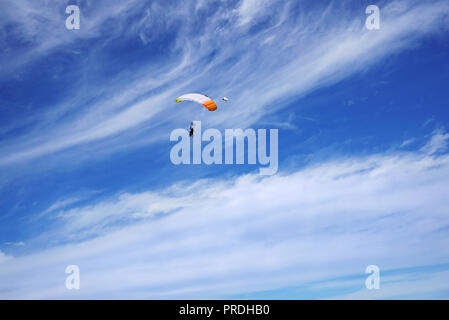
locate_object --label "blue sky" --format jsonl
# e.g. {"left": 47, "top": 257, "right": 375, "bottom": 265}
{"left": 0, "top": 0, "right": 449, "bottom": 299}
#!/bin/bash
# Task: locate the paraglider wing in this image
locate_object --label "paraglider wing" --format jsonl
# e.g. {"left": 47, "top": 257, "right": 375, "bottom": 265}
{"left": 175, "top": 93, "right": 217, "bottom": 111}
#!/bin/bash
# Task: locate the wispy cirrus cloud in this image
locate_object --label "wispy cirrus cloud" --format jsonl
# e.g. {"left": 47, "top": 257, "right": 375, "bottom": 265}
{"left": 1, "top": 0, "right": 448, "bottom": 168}
{"left": 4, "top": 242, "right": 25, "bottom": 247}
{"left": 421, "top": 129, "right": 449, "bottom": 155}
{"left": 0, "top": 0, "right": 143, "bottom": 76}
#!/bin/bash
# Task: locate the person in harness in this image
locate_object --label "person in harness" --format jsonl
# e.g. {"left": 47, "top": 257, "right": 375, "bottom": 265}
{"left": 189, "top": 122, "right": 194, "bottom": 137}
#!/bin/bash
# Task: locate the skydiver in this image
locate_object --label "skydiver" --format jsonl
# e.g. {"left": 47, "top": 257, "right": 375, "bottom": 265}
{"left": 189, "top": 122, "right": 194, "bottom": 137}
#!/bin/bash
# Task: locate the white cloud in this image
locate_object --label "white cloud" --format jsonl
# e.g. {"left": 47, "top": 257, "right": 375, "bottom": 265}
{"left": 236, "top": 0, "right": 271, "bottom": 26}
{"left": 0, "top": 0, "right": 142, "bottom": 77}
{"left": 1, "top": 146, "right": 449, "bottom": 298}
{"left": 421, "top": 129, "right": 449, "bottom": 155}
{"left": 0, "top": 251, "right": 13, "bottom": 264}
{"left": 54, "top": 181, "right": 223, "bottom": 238}
{"left": 400, "top": 138, "right": 416, "bottom": 148}
{"left": 43, "top": 198, "right": 82, "bottom": 214}
{"left": 4, "top": 242, "right": 25, "bottom": 247}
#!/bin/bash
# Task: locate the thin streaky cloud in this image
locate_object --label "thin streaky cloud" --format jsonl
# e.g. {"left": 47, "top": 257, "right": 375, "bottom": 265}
{"left": 0, "top": 0, "right": 448, "bottom": 167}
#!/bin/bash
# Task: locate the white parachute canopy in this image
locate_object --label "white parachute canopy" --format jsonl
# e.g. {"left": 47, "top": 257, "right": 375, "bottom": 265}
{"left": 175, "top": 93, "right": 217, "bottom": 111}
